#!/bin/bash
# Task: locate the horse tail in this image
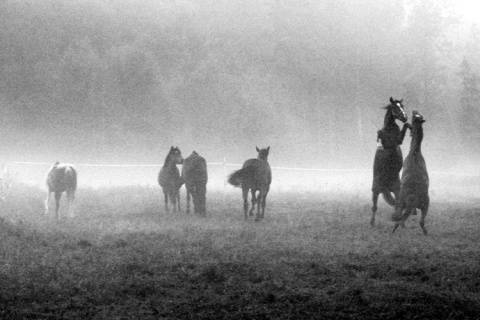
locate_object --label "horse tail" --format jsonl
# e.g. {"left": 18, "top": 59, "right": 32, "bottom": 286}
{"left": 381, "top": 191, "right": 396, "bottom": 206}
{"left": 228, "top": 166, "right": 255, "bottom": 188}
{"left": 65, "top": 166, "right": 77, "bottom": 191}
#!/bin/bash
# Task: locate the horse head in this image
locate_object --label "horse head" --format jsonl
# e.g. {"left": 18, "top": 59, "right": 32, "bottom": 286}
{"left": 410, "top": 110, "right": 425, "bottom": 135}
{"left": 388, "top": 97, "right": 408, "bottom": 123}
{"left": 256, "top": 146, "right": 270, "bottom": 161}
{"left": 167, "top": 146, "right": 184, "bottom": 165}
{"left": 412, "top": 110, "right": 426, "bottom": 124}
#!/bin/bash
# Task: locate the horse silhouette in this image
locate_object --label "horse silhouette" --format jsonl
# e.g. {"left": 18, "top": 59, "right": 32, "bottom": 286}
{"left": 393, "top": 111, "right": 429, "bottom": 235}
{"left": 182, "top": 151, "right": 208, "bottom": 216}
{"left": 228, "top": 146, "right": 272, "bottom": 221}
{"left": 158, "top": 146, "right": 184, "bottom": 213}
{"left": 45, "top": 162, "right": 77, "bottom": 219}
{"left": 371, "top": 97, "right": 410, "bottom": 226}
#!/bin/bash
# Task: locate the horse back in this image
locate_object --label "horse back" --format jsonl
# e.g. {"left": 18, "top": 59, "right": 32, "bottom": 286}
{"left": 47, "top": 164, "right": 77, "bottom": 192}
{"left": 158, "top": 165, "right": 183, "bottom": 189}
{"left": 182, "top": 153, "right": 208, "bottom": 186}
{"left": 242, "top": 158, "right": 272, "bottom": 188}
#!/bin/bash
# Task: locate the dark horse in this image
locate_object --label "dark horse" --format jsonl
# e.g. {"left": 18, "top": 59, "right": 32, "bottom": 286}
{"left": 182, "top": 151, "right": 208, "bottom": 216}
{"left": 45, "top": 162, "right": 77, "bottom": 219}
{"left": 228, "top": 147, "right": 272, "bottom": 221}
{"left": 392, "top": 111, "right": 429, "bottom": 235}
{"left": 158, "top": 146, "right": 184, "bottom": 212}
{"left": 371, "top": 97, "right": 410, "bottom": 226}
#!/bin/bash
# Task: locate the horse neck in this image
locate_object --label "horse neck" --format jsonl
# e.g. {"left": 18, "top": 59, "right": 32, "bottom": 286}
{"left": 410, "top": 125, "right": 424, "bottom": 154}
{"left": 163, "top": 154, "right": 173, "bottom": 168}
{"left": 383, "top": 107, "right": 396, "bottom": 128}
{"left": 163, "top": 159, "right": 177, "bottom": 174}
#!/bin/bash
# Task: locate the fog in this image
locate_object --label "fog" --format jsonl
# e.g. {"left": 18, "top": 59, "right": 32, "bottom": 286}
{"left": 1, "top": 0, "right": 480, "bottom": 191}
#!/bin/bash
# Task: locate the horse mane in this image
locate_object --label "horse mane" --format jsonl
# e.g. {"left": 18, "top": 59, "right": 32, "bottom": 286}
{"left": 163, "top": 152, "right": 172, "bottom": 168}
{"left": 163, "top": 147, "right": 179, "bottom": 168}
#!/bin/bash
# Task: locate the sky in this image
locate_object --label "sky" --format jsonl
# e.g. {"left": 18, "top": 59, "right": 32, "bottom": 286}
{"left": 456, "top": 0, "right": 480, "bottom": 23}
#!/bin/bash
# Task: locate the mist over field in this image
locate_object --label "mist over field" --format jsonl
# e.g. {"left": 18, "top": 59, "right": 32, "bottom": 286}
{"left": 1, "top": 0, "right": 480, "bottom": 189}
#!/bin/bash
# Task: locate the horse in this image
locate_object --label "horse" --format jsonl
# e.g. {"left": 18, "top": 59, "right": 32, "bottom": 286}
{"left": 45, "top": 162, "right": 77, "bottom": 219}
{"left": 392, "top": 111, "right": 429, "bottom": 235}
{"left": 228, "top": 146, "right": 272, "bottom": 221}
{"left": 158, "top": 146, "right": 184, "bottom": 213}
{"left": 182, "top": 151, "right": 208, "bottom": 216}
{"left": 371, "top": 97, "right": 411, "bottom": 226}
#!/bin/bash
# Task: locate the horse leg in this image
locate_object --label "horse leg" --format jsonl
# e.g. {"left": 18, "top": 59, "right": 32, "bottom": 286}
{"left": 191, "top": 186, "right": 198, "bottom": 214}
{"left": 261, "top": 192, "right": 268, "bottom": 220}
{"left": 392, "top": 189, "right": 405, "bottom": 228}
{"left": 44, "top": 190, "right": 51, "bottom": 218}
{"left": 371, "top": 191, "right": 379, "bottom": 226}
{"left": 393, "top": 204, "right": 412, "bottom": 233}
{"left": 186, "top": 188, "right": 191, "bottom": 214}
{"left": 249, "top": 189, "right": 256, "bottom": 216}
{"left": 255, "top": 190, "right": 267, "bottom": 222}
{"left": 197, "top": 184, "right": 206, "bottom": 216}
{"left": 242, "top": 187, "right": 249, "bottom": 221}
{"left": 176, "top": 189, "right": 181, "bottom": 212}
{"left": 163, "top": 190, "right": 169, "bottom": 213}
{"left": 419, "top": 206, "right": 429, "bottom": 235}
{"left": 171, "top": 191, "right": 177, "bottom": 213}
{"left": 54, "top": 191, "right": 62, "bottom": 220}
{"left": 200, "top": 186, "right": 206, "bottom": 216}
{"left": 66, "top": 190, "right": 75, "bottom": 218}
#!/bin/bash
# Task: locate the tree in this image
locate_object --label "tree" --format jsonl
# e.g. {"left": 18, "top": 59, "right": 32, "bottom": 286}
{"left": 401, "top": 0, "right": 457, "bottom": 117}
{"left": 458, "top": 58, "right": 480, "bottom": 148}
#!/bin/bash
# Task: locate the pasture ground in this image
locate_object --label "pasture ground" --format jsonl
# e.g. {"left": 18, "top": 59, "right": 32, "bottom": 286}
{"left": 1, "top": 184, "right": 479, "bottom": 319}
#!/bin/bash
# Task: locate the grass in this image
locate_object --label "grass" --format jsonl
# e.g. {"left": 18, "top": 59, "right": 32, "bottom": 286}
{"left": 0, "top": 184, "right": 480, "bottom": 319}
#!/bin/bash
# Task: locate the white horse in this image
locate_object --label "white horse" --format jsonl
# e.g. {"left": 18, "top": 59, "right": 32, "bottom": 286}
{"left": 45, "top": 162, "right": 77, "bottom": 219}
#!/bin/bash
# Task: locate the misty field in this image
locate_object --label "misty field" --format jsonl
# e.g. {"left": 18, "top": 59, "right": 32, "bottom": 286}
{"left": 1, "top": 183, "right": 480, "bottom": 319}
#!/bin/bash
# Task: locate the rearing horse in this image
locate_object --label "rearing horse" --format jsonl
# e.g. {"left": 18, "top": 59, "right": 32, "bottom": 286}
{"left": 158, "top": 146, "right": 184, "bottom": 213}
{"left": 228, "top": 146, "right": 272, "bottom": 221}
{"left": 371, "top": 97, "right": 410, "bottom": 226}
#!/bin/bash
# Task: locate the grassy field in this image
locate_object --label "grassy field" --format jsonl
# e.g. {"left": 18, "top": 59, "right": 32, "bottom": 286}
{"left": 1, "top": 183, "right": 480, "bottom": 319}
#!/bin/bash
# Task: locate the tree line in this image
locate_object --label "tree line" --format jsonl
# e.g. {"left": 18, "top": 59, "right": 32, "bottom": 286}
{"left": 0, "top": 0, "right": 477, "bottom": 166}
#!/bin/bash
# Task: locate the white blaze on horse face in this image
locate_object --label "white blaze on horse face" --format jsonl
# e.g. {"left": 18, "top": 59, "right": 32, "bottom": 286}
{"left": 396, "top": 103, "right": 406, "bottom": 119}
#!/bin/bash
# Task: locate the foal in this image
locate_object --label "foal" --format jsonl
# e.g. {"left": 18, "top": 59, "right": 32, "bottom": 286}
{"left": 392, "top": 111, "right": 429, "bottom": 235}
{"left": 45, "top": 162, "right": 77, "bottom": 219}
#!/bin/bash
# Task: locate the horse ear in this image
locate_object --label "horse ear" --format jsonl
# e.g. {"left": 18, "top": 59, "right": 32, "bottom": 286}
{"left": 390, "top": 97, "right": 394, "bottom": 103}
{"left": 267, "top": 146, "right": 270, "bottom": 152}
{"left": 400, "top": 99, "right": 403, "bottom": 103}
{"left": 256, "top": 146, "right": 260, "bottom": 152}
{"left": 170, "top": 146, "right": 174, "bottom": 150}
